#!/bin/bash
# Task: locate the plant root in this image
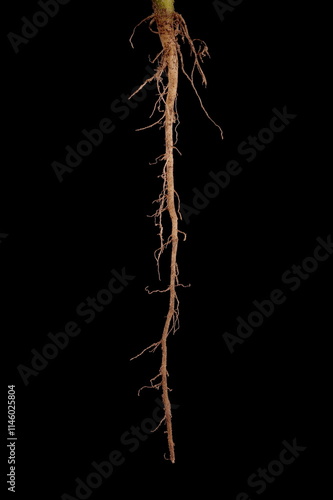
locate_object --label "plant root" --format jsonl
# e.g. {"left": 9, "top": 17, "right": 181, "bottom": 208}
{"left": 130, "top": 5, "right": 223, "bottom": 464}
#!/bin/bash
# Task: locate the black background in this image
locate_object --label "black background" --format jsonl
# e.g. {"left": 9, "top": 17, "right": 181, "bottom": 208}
{"left": 2, "top": 1, "right": 331, "bottom": 499}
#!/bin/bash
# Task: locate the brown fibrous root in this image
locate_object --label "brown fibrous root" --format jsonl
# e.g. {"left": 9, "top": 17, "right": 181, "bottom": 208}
{"left": 129, "top": 7, "right": 223, "bottom": 464}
